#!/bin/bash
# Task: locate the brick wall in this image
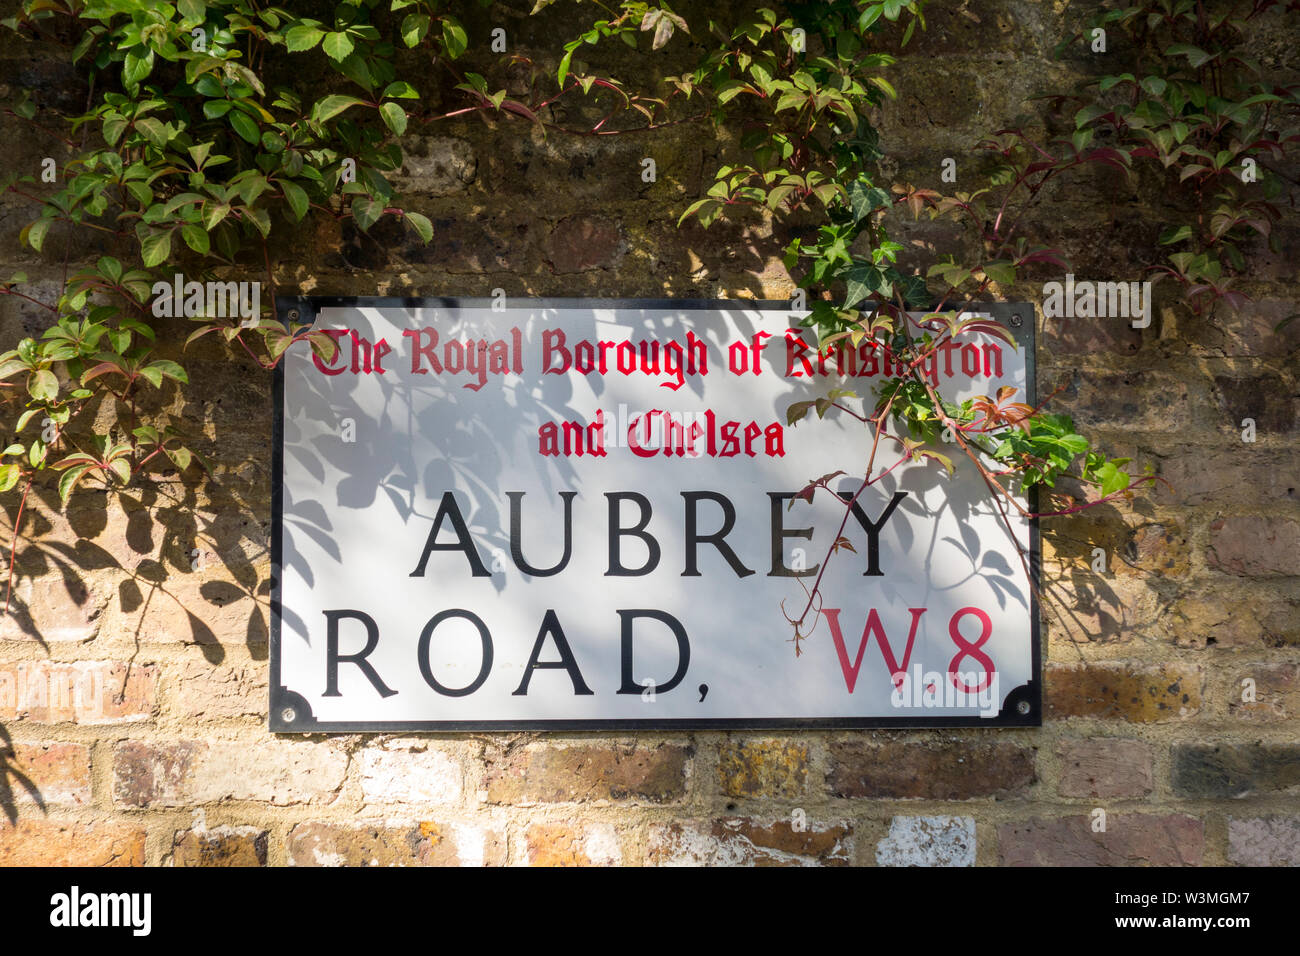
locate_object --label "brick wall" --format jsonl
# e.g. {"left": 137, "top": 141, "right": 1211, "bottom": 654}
{"left": 1, "top": 1, "right": 1297, "bottom": 866}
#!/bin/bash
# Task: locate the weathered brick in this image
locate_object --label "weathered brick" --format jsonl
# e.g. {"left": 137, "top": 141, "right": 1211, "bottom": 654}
{"left": 828, "top": 741, "right": 1035, "bottom": 800}
{"left": 544, "top": 214, "right": 623, "bottom": 273}
{"left": 1048, "top": 370, "right": 1210, "bottom": 431}
{"left": 718, "top": 739, "right": 808, "bottom": 799}
{"left": 999, "top": 814, "right": 1203, "bottom": 866}
{"left": 0, "top": 819, "right": 145, "bottom": 866}
{"left": 1213, "top": 374, "right": 1296, "bottom": 434}
{"left": 1155, "top": 447, "right": 1300, "bottom": 508}
{"left": 287, "top": 821, "right": 505, "bottom": 866}
{"left": 390, "top": 135, "right": 477, "bottom": 196}
{"left": 4, "top": 741, "right": 91, "bottom": 806}
{"left": 0, "top": 661, "right": 157, "bottom": 724}
{"left": 876, "top": 816, "right": 976, "bottom": 867}
{"left": 1201, "top": 300, "right": 1300, "bottom": 356}
{"left": 358, "top": 740, "right": 461, "bottom": 805}
{"left": 1208, "top": 516, "right": 1300, "bottom": 576}
{"left": 1120, "top": 522, "right": 1190, "bottom": 577}
{"left": 1056, "top": 738, "right": 1153, "bottom": 799}
{"left": 173, "top": 825, "right": 268, "bottom": 866}
{"left": 113, "top": 739, "right": 347, "bottom": 807}
{"left": 648, "top": 818, "right": 852, "bottom": 866}
{"left": 1042, "top": 316, "right": 1143, "bottom": 355}
{"left": 1170, "top": 591, "right": 1300, "bottom": 648}
{"left": 526, "top": 823, "right": 623, "bottom": 866}
{"left": 1046, "top": 661, "right": 1201, "bottom": 722}
{"left": 1229, "top": 663, "right": 1300, "bottom": 721}
{"left": 0, "top": 573, "right": 106, "bottom": 642}
{"left": 173, "top": 660, "right": 267, "bottom": 721}
{"left": 485, "top": 743, "right": 690, "bottom": 805}
{"left": 1227, "top": 816, "right": 1300, "bottom": 866}
{"left": 1171, "top": 743, "right": 1300, "bottom": 798}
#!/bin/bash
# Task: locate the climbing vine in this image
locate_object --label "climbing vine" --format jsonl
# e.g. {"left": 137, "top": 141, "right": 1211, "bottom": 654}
{"left": 0, "top": 0, "right": 1292, "bottom": 648}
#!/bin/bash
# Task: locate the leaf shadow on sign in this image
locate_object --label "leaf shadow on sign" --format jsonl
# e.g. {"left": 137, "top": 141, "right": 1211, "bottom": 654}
{"left": 279, "top": 302, "right": 1032, "bottom": 668}
{"left": 279, "top": 302, "right": 771, "bottom": 638}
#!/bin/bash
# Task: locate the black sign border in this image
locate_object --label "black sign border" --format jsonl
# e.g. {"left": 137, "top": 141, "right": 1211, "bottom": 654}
{"left": 270, "top": 296, "right": 1041, "bottom": 732}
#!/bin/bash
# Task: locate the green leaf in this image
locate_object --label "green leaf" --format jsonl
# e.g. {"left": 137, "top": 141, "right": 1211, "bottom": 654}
{"left": 280, "top": 180, "right": 309, "bottom": 221}
{"left": 405, "top": 211, "right": 433, "bottom": 243}
{"left": 28, "top": 368, "right": 57, "bottom": 402}
{"left": 442, "top": 19, "right": 468, "bottom": 58}
{"left": 352, "top": 197, "right": 383, "bottom": 232}
{"left": 177, "top": 0, "right": 206, "bottom": 25}
{"left": 141, "top": 230, "right": 172, "bottom": 268}
{"left": 285, "top": 25, "right": 325, "bottom": 52}
{"left": 23, "top": 217, "right": 51, "bottom": 253}
{"left": 322, "top": 31, "right": 355, "bottom": 62}
{"left": 1098, "top": 462, "right": 1130, "bottom": 497}
{"left": 228, "top": 110, "right": 260, "bottom": 144}
{"left": 401, "top": 13, "right": 430, "bottom": 47}
{"left": 848, "top": 182, "right": 891, "bottom": 223}
{"left": 383, "top": 81, "right": 419, "bottom": 100}
{"left": 149, "top": 360, "right": 188, "bottom": 383}
{"left": 59, "top": 463, "right": 93, "bottom": 503}
{"left": 180, "top": 223, "right": 210, "bottom": 255}
{"left": 0, "top": 463, "right": 20, "bottom": 493}
{"left": 313, "top": 94, "right": 367, "bottom": 122}
{"left": 379, "top": 101, "right": 408, "bottom": 135}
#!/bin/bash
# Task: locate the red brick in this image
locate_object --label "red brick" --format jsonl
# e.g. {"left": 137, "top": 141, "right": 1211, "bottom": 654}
{"left": 649, "top": 818, "right": 852, "bottom": 866}
{"left": 544, "top": 215, "right": 623, "bottom": 273}
{"left": 828, "top": 741, "right": 1035, "bottom": 800}
{"left": 525, "top": 823, "right": 624, "bottom": 866}
{"left": 0, "top": 819, "right": 145, "bottom": 866}
{"left": 1055, "top": 738, "right": 1153, "bottom": 798}
{"left": 485, "top": 743, "right": 690, "bottom": 805}
{"left": 1208, "top": 516, "right": 1300, "bottom": 576}
{"left": 1229, "top": 663, "right": 1300, "bottom": 721}
{"left": 1046, "top": 661, "right": 1202, "bottom": 722}
{"left": 5, "top": 741, "right": 91, "bottom": 806}
{"left": 999, "top": 814, "right": 1203, "bottom": 866}
{"left": 173, "top": 826, "right": 268, "bottom": 866}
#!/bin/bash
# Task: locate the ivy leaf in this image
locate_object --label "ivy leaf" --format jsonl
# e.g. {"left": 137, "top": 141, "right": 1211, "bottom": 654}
{"left": 848, "top": 182, "right": 891, "bottom": 223}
